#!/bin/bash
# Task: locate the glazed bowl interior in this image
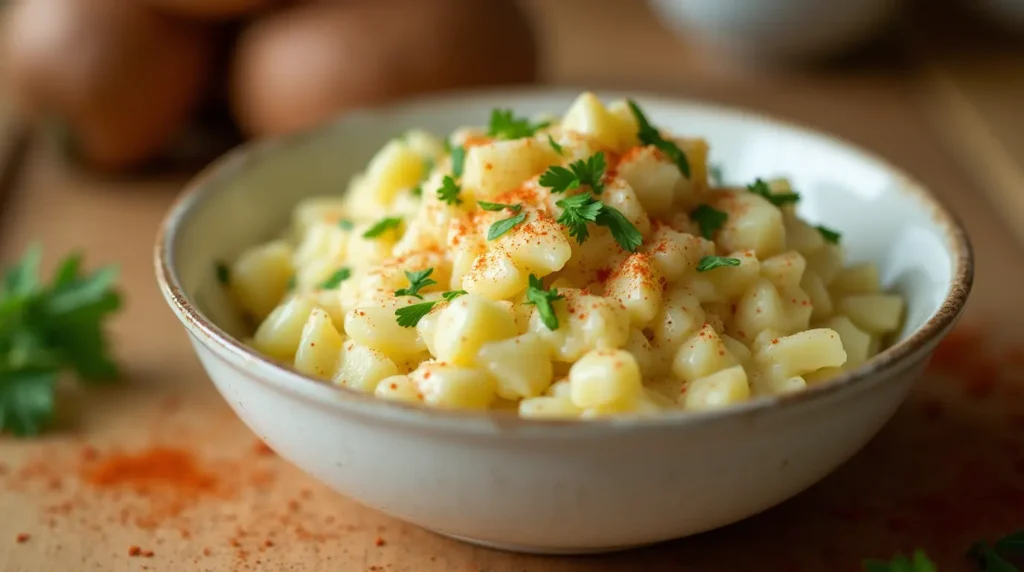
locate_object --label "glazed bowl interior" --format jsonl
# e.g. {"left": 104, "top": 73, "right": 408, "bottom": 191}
{"left": 161, "top": 88, "right": 971, "bottom": 424}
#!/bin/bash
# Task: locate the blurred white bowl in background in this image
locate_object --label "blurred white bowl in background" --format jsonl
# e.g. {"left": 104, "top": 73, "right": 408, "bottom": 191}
{"left": 649, "top": 0, "right": 900, "bottom": 63}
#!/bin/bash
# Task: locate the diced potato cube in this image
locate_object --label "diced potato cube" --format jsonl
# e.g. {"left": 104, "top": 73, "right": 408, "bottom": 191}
{"left": 294, "top": 308, "right": 344, "bottom": 379}
{"left": 462, "top": 138, "right": 556, "bottom": 200}
{"left": 840, "top": 294, "right": 905, "bottom": 335}
{"left": 428, "top": 293, "right": 518, "bottom": 367}
{"left": 569, "top": 349, "right": 643, "bottom": 408}
{"left": 604, "top": 253, "right": 664, "bottom": 327}
{"left": 230, "top": 240, "right": 294, "bottom": 321}
{"left": 334, "top": 340, "right": 399, "bottom": 393}
{"left": 496, "top": 215, "right": 572, "bottom": 276}
{"left": 822, "top": 315, "right": 872, "bottom": 369}
{"left": 477, "top": 333, "right": 554, "bottom": 400}
{"left": 462, "top": 249, "right": 529, "bottom": 300}
{"left": 562, "top": 92, "right": 636, "bottom": 152}
{"left": 830, "top": 262, "right": 880, "bottom": 298}
{"left": 344, "top": 298, "right": 427, "bottom": 359}
{"left": 374, "top": 374, "right": 422, "bottom": 403}
{"left": 682, "top": 365, "right": 751, "bottom": 411}
{"left": 755, "top": 328, "right": 847, "bottom": 379}
{"left": 672, "top": 322, "right": 738, "bottom": 383}
{"left": 362, "top": 138, "right": 431, "bottom": 205}
{"left": 800, "top": 270, "right": 833, "bottom": 322}
{"left": 252, "top": 296, "right": 316, "bottom": 361}
{"left": 708, "top": 190, "right": 785, "bottom": 258}
{"left": 518, "top": 396, "right": 582, "bottom": 419}
{"left": 617, "top": 145, "right": 680, "bottom": 213}
{"left": 760, "top": 251, "right": 806, "bottom": 289}
{"left": 410, "top": 362, "right": 496, "bottom": 410}
{"left": 529, "top": 292, "right": 631, "bottom": 362}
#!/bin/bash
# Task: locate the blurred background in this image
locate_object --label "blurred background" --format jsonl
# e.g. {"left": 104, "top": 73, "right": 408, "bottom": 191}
{"left": 0, "top": 0, "right": 1022, "bottom": 237}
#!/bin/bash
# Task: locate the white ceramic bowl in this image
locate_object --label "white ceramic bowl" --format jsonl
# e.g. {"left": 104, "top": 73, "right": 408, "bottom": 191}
{"left": 155, "top": 89, "right": 972, "bottom": 554}
{"left": 649, "top": 0, "right": 900, "bottom": 63}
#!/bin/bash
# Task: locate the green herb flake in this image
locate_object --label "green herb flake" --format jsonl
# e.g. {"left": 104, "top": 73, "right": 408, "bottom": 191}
{"left": 437, "top": 176, "right": 463, "bottom": 206}
{"left": 747, "top": 178, "right": 801, "bottom": 207}
{"left": 548, "top": 135, "right": 564, "bottom": 156}
{"left": 320, "top": 268, "right": 351, "bottom": 290}
{"left": 816, "top": 225, "right": 841, "bottom": 244}
{"left": 538, "top": 152, "right": 607, "bottom": 194}
{"left": 451, "top": 146, "right": 466, "bottom": 179}
{"left": 487, "top": 212, "right": 527, "bottom": 241}
{"left": 337, "top": 219, "right": 355, "bottom": 231}
{"left": 524, "top": 274, "right": 565, "bottom": 331}
{"left": 477, "top": 201, "right": 522, "bottom": 213}
{"left": 215, "top": 261, "right": 230, "bottom": 285}
{"left": 395, "top": 301, "right": 437, "bottom": 328}
{"left": 442, "top": 290, "right": 467, "bottom": 302}
{"left": 362, "top": 217, "right": 403, "bottom": 239}
{"left": 697, "top": 256, "right": 741, "bottom": 272}
{"left": 627, "top": 99, "right": 691, "bottom": 178}
{"left": 394, "top": 268, "right": 437, "bottom": 299}
{"left": 690, "top": 204, "right": 728, "bottom": 240}
{"left": 487, "top": 109, "right": 550, "bottom": 140}
{"left": 862, "top": 549, "right": 937, "bottom": 572}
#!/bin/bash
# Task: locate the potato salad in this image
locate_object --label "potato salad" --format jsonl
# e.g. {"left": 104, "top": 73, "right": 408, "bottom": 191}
{"left": 224, "top": 92, "right": 906, "bottom": 418}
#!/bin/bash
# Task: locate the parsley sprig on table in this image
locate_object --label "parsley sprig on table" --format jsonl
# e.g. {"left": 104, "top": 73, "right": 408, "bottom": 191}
{"left": 627, "top": 99, "right": 691, "bottom": 178}
{"left": 539, "top": 152, "right": 607, "bottom": 194}
{"left": 487, "top": 109, "right": 550, "bottom": 140}
{"left": 861, "top": 531, "right": 1024, "bottom": 571}
{"left": 0, "top": 246, "right": 122, "bottom": 436}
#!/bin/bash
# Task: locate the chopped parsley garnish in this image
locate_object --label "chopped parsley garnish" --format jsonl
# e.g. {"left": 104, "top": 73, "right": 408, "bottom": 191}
{"left": 362, "top": 217, "right": 402, "bottom": 239}
{"left": 215, "top": 261, "right": 230, "bottom": 285}
{"left": 487, "top": 109, "right": 550, "bottom": 140}
{"left": 690, "top": 205, "right": 728, "bottom": 240}
{"left": 286, "top": 275, "right": 296, "bottom": 291}
{"left": 394, "top": 268, "right": 437, "bottom": 299}
{"left": 320, "top": 268, "right": 351, "bottom": 290}
{"left": 337, "top": 219, "right": 355, "bottom": 231}
{"left": 697, "top": 256, "right": 741, "bottom": 272}
{"left": 437, "top": 175, "right": 463, "bottom": 205}
{"left": 555, "top": 193, "right": 642, "bottom": 252}
{"left": 708, "top": 163, "right": 724, "bottom": 186}
{"left": 395, "top": 289, "right": 468, "bottom": 327}
{"left": 627, "top": 99, "right": 691, "bottom": 178}
{"left": 477, "top": 201, "right": 521, "bottom": 213}
{"left": 747, "top": 178, "right": 800, "bottom": 206}
{"left": 487, "top": 212, "right": 527, "bottom": 241}
{"left": 816, "top": 224, "right": 841, "bottom": 244}
{"left": 862, "top": 549, "right": 936, "bottom": 572}
{"left": 538, "top": 152, "right": 607, "bottom": 194}
{"left": 0, "top": 246, "right": 122, "bottom": 436}
{"left": 555, "top": 193, "right": 603, "bottom": 243}
{"left": 524, "top": 274, "right": 564, "bottom": 331}
{"left": 442, "top": 290, "right": 467, "bottom": 302}
{"left": 451, "top": 146, "right": 465, "bottom": 178}
{"left": 412, "top": 158, "right": 435, "bottom": 197}
{"left": 547, "top": 135, "right": 564, "bottom": 156}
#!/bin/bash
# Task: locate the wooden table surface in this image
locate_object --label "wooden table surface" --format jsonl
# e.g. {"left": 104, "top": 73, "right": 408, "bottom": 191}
{"left": 3, "top": 2, "right": 1024, "bottom": 571}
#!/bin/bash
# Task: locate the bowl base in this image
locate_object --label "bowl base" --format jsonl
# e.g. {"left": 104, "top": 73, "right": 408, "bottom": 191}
{"left": 432, "top": 530, "right": 660, "bottom": 555}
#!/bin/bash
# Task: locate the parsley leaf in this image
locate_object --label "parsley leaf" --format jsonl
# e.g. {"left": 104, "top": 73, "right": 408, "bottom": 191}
{"left": 394, "top": 289, "right": 467, "bottom": 328}
{"left": 548, "top": 135, "right": 564, "bottom": 156}
{"left": 487, "top": 212, "right": 527, "bottom": 241}
{"left": 967, "top": 542, "right": 1018, "bottom": 572}
{"left": 994, "top": 531, "right": 1024, "bottom": 553}
{"left": 437, "top": 176, "right": 463, "bottom": 205}
{"left": 363, "top": 217, "right": 402, "bottom": 239}
{"left": 862, "top": 549, "right": 937, "bottom": 572}
{"left": 412, "top": 158, "right": 435, "bottom": 197}
{"left": 337, "top": 219, "right": 355, "bottom": 231}
{"left": 477, "top": 201, "right": 521, "bottom": 213}
{"left": 524, "top": 274, "right": 564, "bottom": 331}
{"left": 487, "top": 109, "right": 550, "bottom": 140}
{"left": 1, "top": 247, "right": 122, "bottom": 436}
{"left": 747, "top": 178, "right": 800, "bottom": 206}
{"left": 555, "top": 194, "right": 642, "bottom": 252}
{"left": 555, "top": 193, "right": 603, "bottom": 244}
{"left": 697, "top": 256, "right": 741, "bottom": 272}
{"left": 395, "top": 268, "right": 437, "bottom": 299}
{"left": 215, "top": 261, "right": 230, "bottom": 285}
{"left": 395, "top": 302, "right": 436, "bottom": 328}
{"left": 320, "top": 268, "right": 351, "bottom": 290}
{"left": 627, "top": 99, "right": 691, "bottom": 178}
{"left": 708, "top": 163, "right": 724, "bottom": 186}
{"left": 538, "top": 152, "right": 607, "bottom": 194}
{"left": 443, "top": 290, "right": 467, "bottom": 302}
{"left": 596, "top": 205, "right": 643, "bottom": 253}
{"left": 451, "top": 146, "right": 465, "bottom": 178}
{"left": 690, "top": 204, "right": 728, "bottom": 239}
{"left": 816, "top": 224, "right": 841, "bottom": 244}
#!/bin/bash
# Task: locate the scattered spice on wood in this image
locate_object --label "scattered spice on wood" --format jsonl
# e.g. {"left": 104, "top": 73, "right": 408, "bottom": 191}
{"left": 15, "top": 533, "right": 30, "bottom": 543}
{"left": 128, "top": 545, "right": 141, "bottom": 557}
{"left": 375, "top": 536, "right": 386, "bottom": 547}
{"left": 252, "top": 441, "right": 275, "bottom": 457}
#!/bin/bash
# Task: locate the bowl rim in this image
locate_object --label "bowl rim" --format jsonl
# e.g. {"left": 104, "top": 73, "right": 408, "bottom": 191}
{"left": 153, "top": 86, "right": 974, "bottom": 434}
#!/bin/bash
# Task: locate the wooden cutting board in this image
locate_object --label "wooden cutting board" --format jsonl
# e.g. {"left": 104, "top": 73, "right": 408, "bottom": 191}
{"left": 2, "top": 2, "right": 1024, "bottom": 571}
